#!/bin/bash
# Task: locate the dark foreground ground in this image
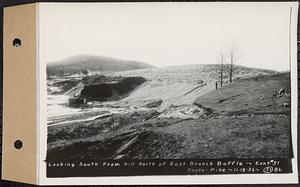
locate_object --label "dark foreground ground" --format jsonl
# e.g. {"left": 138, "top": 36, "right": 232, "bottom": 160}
{"left": 47, "top": 73, "right": 292, "bottom": 160}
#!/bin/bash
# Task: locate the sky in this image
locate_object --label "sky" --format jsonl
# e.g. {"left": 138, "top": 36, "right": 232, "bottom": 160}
{"left": 39, "top": 2, "right": 297, "bottom": 71}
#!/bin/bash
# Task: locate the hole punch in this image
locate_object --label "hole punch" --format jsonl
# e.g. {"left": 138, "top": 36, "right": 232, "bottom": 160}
{"left": 14, "top": 140, "right": 23, "bottom": 149}
{"left": 13, "top": 38, "right": 22, "bottom": 48}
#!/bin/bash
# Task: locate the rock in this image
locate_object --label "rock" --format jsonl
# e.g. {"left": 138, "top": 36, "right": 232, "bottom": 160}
{"left": 191, "top": 109, "right": 200, "bottom": 114}
{"left": 283, "top": 103, "right": 290, "bottom": 108}
{"left": 145, "top": 99, "right": 163, "bottom": 108}
{"left": 279, "top": 88, "right": 286, "bottom": 95}
{"left": 272, "top": 88, "right": 290, "bottom": 97}
{"left": 197, "top": 80, "right": 204, "bottom": 84}
{"left": 260, "top": 97, "right": 264, "bottom": 100}
{"left": 244, "top": 102, "right": 248, "bottom": 106}
{"left": 111, "top": 105, "right": 120, "bottom": 108}
{"left": 204, "top": 144, "right": 209, "bottom": 148}
{"left": 169, "top": 104, "right": 180, "bottom": 108}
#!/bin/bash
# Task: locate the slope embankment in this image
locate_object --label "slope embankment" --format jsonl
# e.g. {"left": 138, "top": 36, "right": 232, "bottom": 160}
{"left": 194, "top": 72, "right": 291, "bottom": 115}
{"left": 112, "top": 64, "right": 277, "bottom": 108}
{"left": 48, "top": 75, "right": 146, "bottom": 102}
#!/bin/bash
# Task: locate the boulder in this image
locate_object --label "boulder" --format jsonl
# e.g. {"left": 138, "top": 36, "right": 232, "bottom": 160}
{"left": 279, "top": 88, "right": 286, "bottom": 95}
{"left": 272, "top": 88, "right": 290, "bottom": 97}
{"left": 145, "top": 99, "right": 163, "bottom": 108}
{"left": 283, "top": 103, "right": 290, "bottom": 108}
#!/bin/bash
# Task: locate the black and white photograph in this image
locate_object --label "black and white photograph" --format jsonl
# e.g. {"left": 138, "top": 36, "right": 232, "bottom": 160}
{"left": 38, "top": 2, "right": 298, "bottom": 181}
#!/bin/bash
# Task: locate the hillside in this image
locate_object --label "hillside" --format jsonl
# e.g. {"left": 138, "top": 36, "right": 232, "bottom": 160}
{"left": 195, "top": 73, "right": 291, "bottom": 115}
{"left": 46, "top": 54, "right": 154, "bottom": 76}
{"left": 110, "top": 64, "right": 277, "bottom": 107}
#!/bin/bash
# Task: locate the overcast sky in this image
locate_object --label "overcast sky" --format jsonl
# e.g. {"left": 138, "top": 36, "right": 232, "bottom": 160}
{"left": 39, "top": 2, "right": 297, "bottom": 71}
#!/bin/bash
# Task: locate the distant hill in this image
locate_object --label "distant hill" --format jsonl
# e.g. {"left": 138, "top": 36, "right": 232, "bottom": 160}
{"left": 46, "top": 54, "right": 154, "bottom": 76}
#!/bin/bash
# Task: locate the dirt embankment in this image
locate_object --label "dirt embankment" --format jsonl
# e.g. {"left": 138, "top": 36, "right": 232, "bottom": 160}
{"left": 48, "top": 78, "right": 82, "bottom": 94}
{"left": 47, "top": 73, "right": 292, "bottom": 161}
{"left": 80, "top": 76, "right": 146, "bottom": 101}
{"left": 48, "top": 75, "right": 146, "bottom": 101}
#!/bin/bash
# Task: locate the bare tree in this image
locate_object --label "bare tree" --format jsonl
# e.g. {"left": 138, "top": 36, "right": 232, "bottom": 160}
{"left": 225, "top": 40, "right": 241, "bottom": 83}
{"left": 214, "top": 51, "right": 226, "bottom": 89}
{"left": 218, "top": 52, "right": 226, "bottom": 87}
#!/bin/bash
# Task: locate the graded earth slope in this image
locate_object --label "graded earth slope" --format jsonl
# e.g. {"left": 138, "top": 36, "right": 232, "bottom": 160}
{"left": 111, "top": 64, "right": 277, "bottom": 108}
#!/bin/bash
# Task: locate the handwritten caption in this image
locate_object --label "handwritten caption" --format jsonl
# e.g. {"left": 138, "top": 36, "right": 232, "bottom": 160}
{"left": 47, "top": 159, "right": 288, "bottom": 175}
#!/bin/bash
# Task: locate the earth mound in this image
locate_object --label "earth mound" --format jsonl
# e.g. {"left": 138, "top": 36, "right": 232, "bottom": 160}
{"left": 80, "top": 75, "right": 147, "bottom": 101}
